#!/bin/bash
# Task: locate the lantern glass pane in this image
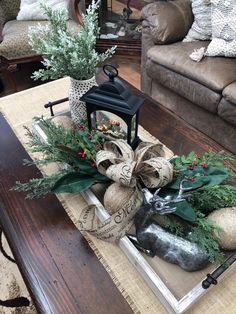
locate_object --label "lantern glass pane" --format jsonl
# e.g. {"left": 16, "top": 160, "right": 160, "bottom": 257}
{"left": 91, "top": 112, "right": 97, "bottom": 129}
{"left": 92, "top": 111, "right": 127, "bottom": 141}
{"left": 131, "top": 114, "right": 137, "bottom": 143}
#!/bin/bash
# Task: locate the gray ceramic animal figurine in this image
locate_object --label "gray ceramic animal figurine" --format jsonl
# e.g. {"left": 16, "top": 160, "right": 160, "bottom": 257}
{"left": 128, "top": 182, "right": 209, "bottom": 272}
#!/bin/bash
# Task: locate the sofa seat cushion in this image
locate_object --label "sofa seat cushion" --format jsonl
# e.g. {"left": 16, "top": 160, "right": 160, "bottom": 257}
{"left": 0, "top": 20, "right": 46, "bottom": 59}
{"left": 147, "top": 41, "right": 236, "bottom": 93}
{"left": 222, "top": 82, "right": 236, "bottom": 104}
{"left": 146, "top": 59, "right": 221, "bottom": 113}
{"left": 0, "top": 19, "right": 80, "bottom": 60}
{"left": 150, "top": 80, "right": 236, "bottom": 154}
{"left": 218, "top": 98, "right": 236, "bottom": 127}
{"left": 218, "top": 82, "right": 236, "bottom": 127}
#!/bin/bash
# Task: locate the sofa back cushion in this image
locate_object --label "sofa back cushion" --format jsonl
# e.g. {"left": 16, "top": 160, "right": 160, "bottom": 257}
{"left": 17, "top": 0, "right": 69, "bottom": 20}
{"left": 141, "top": 0, "right": 193, "bottom": 44}
{"left": 184, "top": 0, "right": 211, "bottom": 42}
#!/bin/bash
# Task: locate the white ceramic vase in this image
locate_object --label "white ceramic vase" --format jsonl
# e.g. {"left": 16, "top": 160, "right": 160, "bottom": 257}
{"left": 69, "top": 76, "right": 97, "bottom": 124}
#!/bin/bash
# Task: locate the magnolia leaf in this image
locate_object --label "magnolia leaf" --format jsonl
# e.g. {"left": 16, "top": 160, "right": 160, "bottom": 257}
{"left": 168, "top": 166, "right": 228, "bottom": 190}
{"left": 173, "top": 200, "right": 196, "bottom": 222}
{"left": 168, "top": 176, "right": 209, "bottom": 190}
{"left": 158, "top": 189, "right": 196, "bottom": 222}
{"left": 52, "top": 172, "right": 97, "bottom": 193}
{"left": 93, "top": 173, "right": 110, "bottom": 182}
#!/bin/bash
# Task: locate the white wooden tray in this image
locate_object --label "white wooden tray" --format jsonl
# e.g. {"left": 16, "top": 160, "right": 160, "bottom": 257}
{"left": 32, "top": 111, "right": 236, "bottom": 314}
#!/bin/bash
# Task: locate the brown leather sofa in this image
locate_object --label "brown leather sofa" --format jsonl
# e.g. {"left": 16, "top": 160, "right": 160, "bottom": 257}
{"left": 141, "top": 0, "right": 236, "bottom": 154}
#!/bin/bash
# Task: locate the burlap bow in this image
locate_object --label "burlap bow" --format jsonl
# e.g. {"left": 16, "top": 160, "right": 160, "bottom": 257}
{"left": 96, "top": 140, "right": 173, "bottom": 188}
{"left": 78, "top": 140, "right": 173, "bottom": 242}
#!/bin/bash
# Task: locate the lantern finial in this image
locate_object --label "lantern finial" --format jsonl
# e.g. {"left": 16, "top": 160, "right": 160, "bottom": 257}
{"left": 103, "top": 64, "right": 118, "bottom": 83}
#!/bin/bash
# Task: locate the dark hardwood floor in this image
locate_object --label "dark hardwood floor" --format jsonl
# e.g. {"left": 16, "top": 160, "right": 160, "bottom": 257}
{"left": 0, "top": 55, "right": 141, "bottom": 97}
{"left": 0, "top": 62, "right": 47, "bottom": 97}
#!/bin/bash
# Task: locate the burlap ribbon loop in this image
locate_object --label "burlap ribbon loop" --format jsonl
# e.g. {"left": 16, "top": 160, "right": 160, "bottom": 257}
{"left": 79, "top": 187, "right": 143, "bottom": 242}
{"left": 96, "top": 139, "right": 173, "bottom": 189}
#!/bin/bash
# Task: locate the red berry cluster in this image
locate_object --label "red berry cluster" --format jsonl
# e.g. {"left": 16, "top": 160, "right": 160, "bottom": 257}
{"left": 185, "top": 155, "right": 209, "bottom": 182}
{"left": 110, "top": 120, "right": 120, "bottom": 126}
{"left": 76, "top": 124, "right": 102, "bottom": 169}
{"left": 78, "top": 151, "right": 86, "bottom": 158}
{"left": 79, "top": 125, "right": 85, "bottom": 130}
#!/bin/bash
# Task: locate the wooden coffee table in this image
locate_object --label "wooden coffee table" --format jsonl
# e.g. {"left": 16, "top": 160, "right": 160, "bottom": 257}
{"left": 0, "top": 76, "right": 235, "bottom": 314}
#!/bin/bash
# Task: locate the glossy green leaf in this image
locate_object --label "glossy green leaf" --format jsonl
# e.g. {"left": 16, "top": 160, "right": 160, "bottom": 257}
{"left": 167, "top": 166, "right": 228, "bottom": 190}
{"left": 52, "top": 172, "right": 97, "bottom": 193}
{"left": 173, "top": 200, "right": 196, "bottom": 222}
{"left": 158, "top": 189, "right": 197, "bottom": 222}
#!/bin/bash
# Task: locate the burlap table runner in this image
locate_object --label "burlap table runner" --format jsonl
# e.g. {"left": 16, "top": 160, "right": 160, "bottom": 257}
{"left": 1, "top": 77, "right": 235, "bottom": 314}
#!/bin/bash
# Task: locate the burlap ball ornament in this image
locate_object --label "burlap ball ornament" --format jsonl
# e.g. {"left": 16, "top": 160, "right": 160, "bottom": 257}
{"left": 208, "top": 207, "right": 236, "bottom": 250}
{"left": 104, "top": 182, "right": 142, "bottom": 215}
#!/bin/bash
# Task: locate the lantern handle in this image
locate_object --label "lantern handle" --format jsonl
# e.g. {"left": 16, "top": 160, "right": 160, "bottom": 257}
{"left": 103, "top": 64, "right": 119, "bottom": 82}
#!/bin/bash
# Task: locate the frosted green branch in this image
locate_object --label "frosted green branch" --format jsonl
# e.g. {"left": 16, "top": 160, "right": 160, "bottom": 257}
{"left": 28, "top": 0, "right": 116, "bottom": 80}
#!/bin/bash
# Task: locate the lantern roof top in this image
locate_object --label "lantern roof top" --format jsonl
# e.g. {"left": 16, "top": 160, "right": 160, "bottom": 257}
{"left": 80, "top": 65, "right": 144, "bottom": 115}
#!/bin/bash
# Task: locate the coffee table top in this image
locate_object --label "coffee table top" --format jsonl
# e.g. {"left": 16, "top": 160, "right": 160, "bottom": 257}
{"left": 0, "top": 75, "right": 235, "bottom": 314}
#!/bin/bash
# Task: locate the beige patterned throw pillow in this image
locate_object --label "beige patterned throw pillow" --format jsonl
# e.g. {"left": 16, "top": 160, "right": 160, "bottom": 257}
{"left": 205, "top": 0, "right": 236, "bottom": 57}
{"left": 183, "top": 0, "right": 212, "bottom": 42}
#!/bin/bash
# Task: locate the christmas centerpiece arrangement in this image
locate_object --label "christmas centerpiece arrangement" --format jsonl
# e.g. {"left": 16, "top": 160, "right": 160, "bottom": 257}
{"left": 14, "top": 117, "right": 236, "bottom": 272}
{"left": 28, "top": 0, "right": 116, "bottom": 123}
{"left": 13, "top": 64, "right": 236, "bottom": 273}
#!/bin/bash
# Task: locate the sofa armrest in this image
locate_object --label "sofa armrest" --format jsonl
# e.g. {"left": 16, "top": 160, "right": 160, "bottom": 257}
{"left": 141, "top": 0, "right": 193, "bottom": 45}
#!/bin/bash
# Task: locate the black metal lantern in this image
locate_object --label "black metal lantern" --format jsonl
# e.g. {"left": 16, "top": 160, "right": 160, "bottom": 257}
{"left": 81, "top": 64, "right": 144, "bottom": 149}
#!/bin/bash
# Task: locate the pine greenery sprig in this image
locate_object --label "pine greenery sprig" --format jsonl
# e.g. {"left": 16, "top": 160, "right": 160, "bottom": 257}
{"left": 13, "top": 172, "right": 67, "bottom": 199}
{"left": 26, "top": 117, "right": 104, "bottom": 167}
{"left": 190, "top": 185, "right": 236, "bottom": 214}
{"left": 161, "top": 151, "right": 236, "bottom": 263}
{"left": 28, "top": 0, "right": 116, "bottom": 81}
{"left": 187, "top": 213, "right": 224, "bottom": 263}
{"left": 204, "top": 150, "right": 235, "bottom": 166}
{"left": 13, "top": 117, "right": 107, "bottom": 198}
{"left": 152, "top": 215, "right": 185, "bottom": 236}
